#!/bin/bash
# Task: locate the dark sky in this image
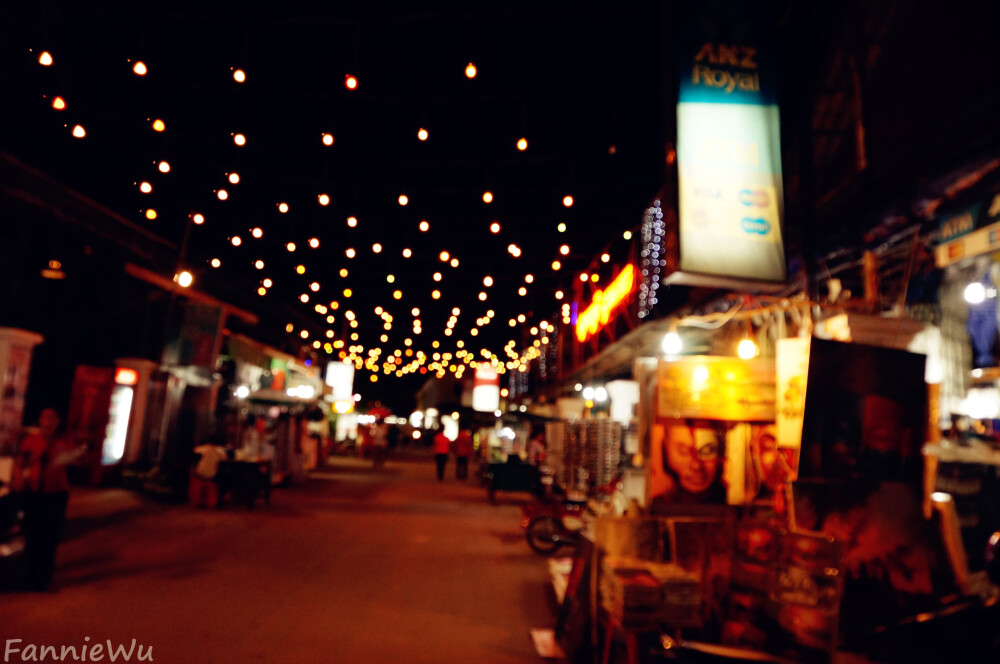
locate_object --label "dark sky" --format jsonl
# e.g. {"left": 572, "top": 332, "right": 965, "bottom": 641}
{"left": 0, "top": 2, "right": 668, "bottom": 410}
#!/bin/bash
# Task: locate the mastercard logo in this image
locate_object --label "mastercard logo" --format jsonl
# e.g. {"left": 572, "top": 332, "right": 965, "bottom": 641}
{"left": 739, "top": 189, "right": 770, "bottom": 207}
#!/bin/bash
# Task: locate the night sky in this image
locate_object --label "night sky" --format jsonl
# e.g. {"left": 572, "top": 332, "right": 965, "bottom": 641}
{"left": 0, "top": 2, "right": 668, "bottom": 410}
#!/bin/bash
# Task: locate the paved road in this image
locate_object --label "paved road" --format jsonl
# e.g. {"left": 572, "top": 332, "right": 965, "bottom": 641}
{"left": 0, "top": 451, "right": 557, "bottom": 663}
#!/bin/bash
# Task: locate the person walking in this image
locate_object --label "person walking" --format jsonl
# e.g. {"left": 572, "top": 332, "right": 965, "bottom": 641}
{"left": 454, "top": 429, "right": 474, "bottom": 481}
{"left": 11, "top": 408, "right": 84, "bottom": 592}
{"left": 372, "top": 419, "right": 389, "bottom": 469}
{"left": 432, "top": 427, "right": 451, "bottom": 482}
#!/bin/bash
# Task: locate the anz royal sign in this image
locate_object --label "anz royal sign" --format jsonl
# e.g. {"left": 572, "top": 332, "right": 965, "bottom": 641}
{"left": 668, "top": 0, "right": 787, "bottom": 290}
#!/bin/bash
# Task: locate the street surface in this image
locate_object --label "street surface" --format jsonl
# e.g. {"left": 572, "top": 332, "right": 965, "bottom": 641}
{"left": 0, "top": 450, "right": 557, "bottom": 663}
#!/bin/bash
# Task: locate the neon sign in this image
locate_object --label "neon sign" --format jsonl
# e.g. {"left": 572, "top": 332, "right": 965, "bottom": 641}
{"left": 575, "top": 264, "right": 635, "bottom": 342}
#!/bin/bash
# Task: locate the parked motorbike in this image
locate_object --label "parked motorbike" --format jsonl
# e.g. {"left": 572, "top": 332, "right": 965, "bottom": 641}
{"left": 521, "top": 497, "right": 588, "bottom": 555}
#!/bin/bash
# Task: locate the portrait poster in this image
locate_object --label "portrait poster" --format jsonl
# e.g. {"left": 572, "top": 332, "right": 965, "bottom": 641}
{"left": 649, "top": 417, "right": 729, "bottom": 512}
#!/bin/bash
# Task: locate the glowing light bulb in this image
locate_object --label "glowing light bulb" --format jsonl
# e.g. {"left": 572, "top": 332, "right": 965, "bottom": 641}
{"left": 345, "top": 74, "right": 358, "bottom": 90}
{"left": 525, "top": 274, "right": 534, "bottom": 284}
{"left": 211, "top": 258, "right": 221, "bottom": 268}
{"left": 231, "top": 236, "right": 242, "bottom": 247}
{"left": 340, "top": 268, "right": 348, "bottom": 278}
{"left": 465, "top": 62, "right": 477, "bottom": 78}
{"left": 251, "top": 227, "right": 263, "bottom": 238}
{"left": 372, "top": 243, "right": 382, "bottom": 253}
{"left": 145, "top": 209, "right": 157, "bottom": 220}
{"left": 217, "top": 189, "right": 228, "bottom": 201}
{"left": 176, "top": 271, "right": 193, "bottom": 288}
{"left": 233, "top": 133, "right": 246, "bottom": 146}
{"left": 439, "top": 251, "right": 449, "bottom": 262}
{"left": 483, "top": 276, "right": 493, "bottom": 287}
{"left": 38, "top": 51, "right": 53, "bottom": 66}
{"left": 516, "top": 137, "right": 528, "bottom": 151}
{"left": 662, "top": 332, "right": 682, "bottom": 356}
{"left": 347, "top": 216, "right": 357, "bottom": 227}
{"left": 560, "top": 245, "right": 570, "bottom": 256}
{"left": 563, "top": 195, "right": 574, "bottom": 207}
{"left": 482, "top": 191, "right": 493, "bottom": 204}
{"left": 450, "top": 258, "right": 459, "bottom": 268}
{"left": 152, "top": 119, "right": 166, "bottom": 132}
{"left": 433, "top": 272, "right": 442, "bottom": 282}
{"left": 402, "top": 248, "right": 412, "bottom": 258}
{"left": 158, "top": 161, "right": 170, "bottom": 173}
{"left": 278, "top": 202, "right": 289, "bottom": 213}
{"left": 555, "top": 290, "right": 564, "bottom": 299}
{"left": 579, "top": 273, "right": 588, "bottom": 282}
{"left": 51, "top": 97, "right": 66, "bottom": 110}
{"left": 601, "top": 253, "right": 610, "bottom": 263}
{"left": 738, "top": 338, "right": 758, "bottom": 360}
{"left": 254, "top": 260, "right": 264, "bottom": 269}
{"left": 310, "top": 282, "right": 320, "bottom": 292}
{"left": 318, "top": 193, "right": 330, "bottom": 206}
{"left": 398, "top": 194, "right": 408, "bottom": 206}
{"left": 624, "top": 230, "right": 633, "bottom": 240}
{"left": 432, "top": 290, "right": 441, "bottom": 299}
{"left": 557, "top": 223, "right": 567, "bottom": 233}
{"left": 71, "top": 125, "right": 86, "bottom": 138}
{"left": 346, "top": 248, "right": 356, "bottom": 258}
{"left": 309, "top": 238, "right": 320, "bottom": 249}
{"left": 479, "top": 292, "right": 487, "bottom": 301}
{"left": 322, "top": 133, "right": 334, "bottom": 146}
{"left": 286, "top": 242, "right": 296, "bottom": 252}
{"left": 419, "top": 220, "right": 429, "bottom": 232}
{"left": 233, "top": 69, "right": 246, "bottom": 83}
{"left": 263, "top": 279, "right": 273, "bottom": 287}
{"left": 490, "top": 222, "right": 500, "bottom": 234}
{"left": 192, "top": 213, "right": 205, "bottom": 225}
{"left": 132, "top": 61, "right": 147, "bottom": 76}
{"left": 393, "top": 290, "right": 403, "bottom": 300}
{"left": 417, "top": 128, "right": 428, "bottom": 141}
{"left": 139, "top": 181, "right": 152, "bottom": 194}
{"left": 518, "top": 287, "right": 527, "bottom": 296}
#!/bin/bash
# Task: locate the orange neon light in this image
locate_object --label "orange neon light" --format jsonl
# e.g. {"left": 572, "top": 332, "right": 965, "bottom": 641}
{"left": 115, "top": 367, "right": 139, "bottom": 386}
{"left": 575, "top": 264, "right": 635, "bottom": 342}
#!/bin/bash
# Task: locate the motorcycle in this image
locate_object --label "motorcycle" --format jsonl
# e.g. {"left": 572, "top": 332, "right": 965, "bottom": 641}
{"left": 521, "top": 496, "right": 589, "bottom": 555}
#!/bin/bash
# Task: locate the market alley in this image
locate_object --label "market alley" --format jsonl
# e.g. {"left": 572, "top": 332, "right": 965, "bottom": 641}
{"left": 0, "top": 451, "right": 556, "bottom": 664}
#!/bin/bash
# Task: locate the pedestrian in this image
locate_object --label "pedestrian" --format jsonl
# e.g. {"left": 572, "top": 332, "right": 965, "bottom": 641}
{"left": 372, "top": 419, "right": 389, "bottom": 469}
{"left": 189, "top": 439, "right": 227, "bottom": 508}
{"left": 11, "top": 408, "right": 85, "bottom": 592}
{"left": 454, "top": 428, "right": 474, "bottom": 481}
{"left": 433, "top": 427, "right": 451, "bottom": 481}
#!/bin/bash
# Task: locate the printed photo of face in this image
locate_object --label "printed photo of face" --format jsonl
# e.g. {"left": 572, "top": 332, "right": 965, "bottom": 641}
{"left": 663, "top": 420, "right": 722, "bottom": 495}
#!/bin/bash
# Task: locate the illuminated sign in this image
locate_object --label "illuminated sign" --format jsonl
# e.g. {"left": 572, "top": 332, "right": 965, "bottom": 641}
{"left": 575, "top": 264, "right": 635, "bottom": 342}
{"left": 472, "top": 367, "right": 500, "bottom": 412}
{"left": 114, "top": 367, "right": 139, "bottom": 386}
{"left": 670, "top": 2, "right": 786, "bottom": 288}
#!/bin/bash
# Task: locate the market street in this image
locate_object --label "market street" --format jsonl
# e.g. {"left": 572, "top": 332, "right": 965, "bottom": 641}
{"left": 0, "top": 451, "right": 556, "bottom": 664}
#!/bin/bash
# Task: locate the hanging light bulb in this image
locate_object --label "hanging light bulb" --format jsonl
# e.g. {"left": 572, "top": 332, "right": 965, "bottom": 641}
{"left": 132, "top": 61, "right": 147, "bottom": 76}
{"left": 516, "top": 137, "right": 528, "bottom": 151}
{"left": 38, "top": 51, "right": 53, "bottom": 66}
{"left": 345, "top": 74, "right": 358, "bottom": 89}
{"left": 322, "top": 133, "right": 335, "bottom": 146}
{"left": 233, "top": 68, "right": 246, "bottom": 83}
{"left": 417, "top": 128, "right": 428, "bottom": 141}
{"left": 51, "top": 97, "right": 66, "bottom": 110}
{"left": 662, "top": 330, "right": 682, "bottom": 356}
{"left": 465, "top": 62, "right": 477, "bottom": 78}
{"left": 563, "top": 195, "right": 574, "bottom": 207}
{"left": 737, "top": 338, "right": 758, "bottom": 360}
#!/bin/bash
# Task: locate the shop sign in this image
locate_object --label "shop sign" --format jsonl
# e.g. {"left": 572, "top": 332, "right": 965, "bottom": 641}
{"left": 669, "top": 1, "right": 786, "bottom": 288}
{"left": 935, "top": 217, "right": 1000, "bottom": 267}
{"left": 472, "top": 366, "right": 500, "bottom": 412}
{"left": 656, "top": 356, "right": 775, "bottom": 422}
{"left": 324, "top": 360, "right": 355, "bottom": 402}
{"left": 575, "top": 264, "right": 635, "bottom": 342}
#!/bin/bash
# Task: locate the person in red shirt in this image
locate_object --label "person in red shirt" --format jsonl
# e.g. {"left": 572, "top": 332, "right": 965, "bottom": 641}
{"left": 12, "top": 408, "right": 84, "bottom": 591}
{"left": 432, "top": 427, "right": 452, "bottom": 482}
{"left": 454, "top": 429, "right": 474, "bottom": 481}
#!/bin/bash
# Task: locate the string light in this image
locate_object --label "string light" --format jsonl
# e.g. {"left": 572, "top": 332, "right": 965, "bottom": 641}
{"left": 286, "top": 242, "right": 296, "bottom": 252}
{"left": 145, "top": 209, "right": 157, "bottom": 220}
{"left": 228, "top": 172, "right": 240, "bottom": 184}
{"left": 216, "top": 189, "right": 228, "bottom": 200}
{"left": 482, "top": 191, "right": 493, "bottom": 204}
{"left": 322, "top": 133, "right": 334, "bottom": 146}
{"left": 139, "top": 182, "right": 152, "bottom": 194}
{"left": 490, "top": 222, "right": 500, "bottom": 233}
{"left": 398, "top": 194, "right": 409, "bottom": 206}
{"left": 560, "top": 245, "right": 570, "bottom": 255}
{"left": 402, "top": 248, "right": 412, "bottom": 258}
{"left": 192, "top": 213, "right": 205, "bottom": 225}
{"left": 233, "top": 133, "right": 246, "bottom": 146}
{"left": 465, "top": 62, "right": 477, "bottom": 78}
{"left": 318, "top": 193, "right": 330, "bottom": 206}
{"left": 419, "top": 220, "right": 429, "bottom": 232}
{"left": 563, "top": 195, "right": 574, "bottom": 207}
{"left": 211, "top": 258, "right": 221, "bottom": 268}
{"left": 132, "top": 61, "right": 147, "bottom": 76}
{"left": 417, "top": 128, "right": 428, "bottom": 141}
{"left": 372, "top": 243, "right": 382, "bottom": 253}
{"left": 278, "top": 202, "right": 289, "bottom": 213}
{"left": 158, "top": 161, "right": 170, "bottom": 173}
{"left": 72, "top": 125, "right": 86, "bottom": 138}
{"left": 38, "top": 51, "right": 53, "bottom": 66}
{"left": 251, "top": 227, "right": 263, "bottom": 238}
{"left": 516, "top": 137, "right": 528, "bottom": 151}
{"left": 601, "top": 253, "right": 610, "bottom": 263}
{"left": 309, "top": 238, "right": 320, "bottom": 249}
{"left": 231, "top": 236, "right": 242, "bottom": 246}
{"left": 51, "top": 97, "right": 66, "bottom": 110}
{"left": 345, "top": 74, "right": 358, "bottom": 89}
{"left": 152, "top": 119, "right": 166, "bottom": 132}
{"left": 347, "top": 216, "right": 357, "bottom": 227}
{"left": 233, "top": 68, "right": 246, "bottom": 83}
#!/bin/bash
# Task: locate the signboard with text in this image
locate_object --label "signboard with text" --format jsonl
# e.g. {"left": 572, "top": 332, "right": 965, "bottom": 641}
{"left": 669, "top": 1, "right": 786, "bottom": 289}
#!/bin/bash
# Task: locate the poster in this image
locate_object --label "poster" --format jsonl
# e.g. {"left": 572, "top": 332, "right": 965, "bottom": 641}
{"left": 776, "top": 337, "right": 809, "bottom": 471}
{"left": 649, "top": 418, "right": 728, "bottom": 510}
{"left": 657, "top": 357, "right": 776, "bottom": 422}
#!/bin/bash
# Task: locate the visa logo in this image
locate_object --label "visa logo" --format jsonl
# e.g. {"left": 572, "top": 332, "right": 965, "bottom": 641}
{"left": 741, "top": 218, "right": 770, "bottom": 235}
